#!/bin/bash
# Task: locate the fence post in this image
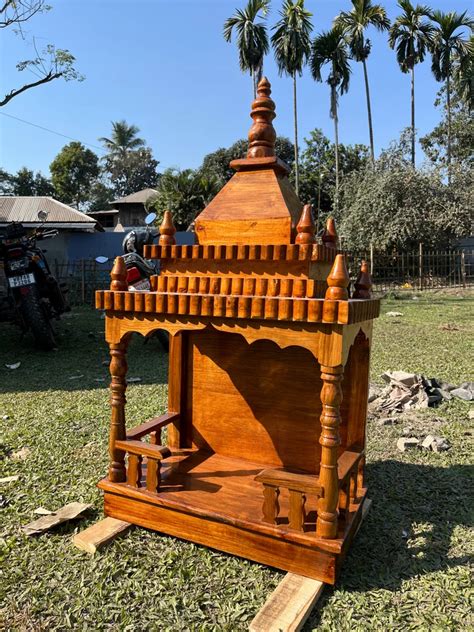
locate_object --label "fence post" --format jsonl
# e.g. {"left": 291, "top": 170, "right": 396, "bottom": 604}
{"left": 418, "top": 242, "right": 423, "bottom": 291}
{"left": 370, "top": 243, "right": 374, "bottom": 276}
{"left": 81, "top": 259, "right": 85, "bottom": 304}
{"left": 461, "top": 251, "right": 466, "bottom": 288}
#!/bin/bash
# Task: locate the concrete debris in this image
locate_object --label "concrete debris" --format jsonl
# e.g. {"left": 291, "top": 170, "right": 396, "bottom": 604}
{"left": 421, "top": 435, "right": 436, "bottom": 450}
{"left": 450, "top": 388, "right": 473, "bottom": 401}
{"left": 386, "top": 311, "right": 404, "bottom": 317}
{"left": 397, "top": 437, "right": 420, "bottom": 451}
{"left": 376, "top": 417, "right": 398, "bottom": 426}
{"left": 432, "top": 437, "right": 451, "bottom": 452}
{"left": 369, "top": 374, "right": 474, "bottom": 414}
{"left": 469, "top": 410, "right": 474, "bottom": 420}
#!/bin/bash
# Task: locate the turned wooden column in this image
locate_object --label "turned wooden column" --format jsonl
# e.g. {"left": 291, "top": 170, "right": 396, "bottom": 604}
{"left": 109, "top": 340, "right": 129, "bottom": 482}
{"left": 317, "top": 364, "right": 343, "bottom": 538}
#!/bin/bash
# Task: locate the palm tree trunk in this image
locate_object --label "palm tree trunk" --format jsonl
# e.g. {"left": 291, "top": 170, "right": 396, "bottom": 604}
{"left": 411, "top": 65, "right": 415, "bottom": 167}
{"left": 333, "top": 87, "right": 340, "bottom": 215}
{"left": 252, "top": 70, "right": 257, "bottom": 99}
{"left": 293, "top": 72, "right": 299, "bottom": 196}
{"left": 362, "top": 59, "right": 375, "bottom": 164}
{"left": 446, "top": 74, "right": 452, "bottom": 184}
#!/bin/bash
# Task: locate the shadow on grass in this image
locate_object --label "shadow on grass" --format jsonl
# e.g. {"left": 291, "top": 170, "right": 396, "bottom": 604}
{"left": 0, "top": 308, "right": 168, "bottom": 393}
{"left": 305, "top": 459, "right": 473, "bottom": 628}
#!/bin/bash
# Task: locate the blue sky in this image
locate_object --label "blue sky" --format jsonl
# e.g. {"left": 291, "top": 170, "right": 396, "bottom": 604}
{"left": 0, "top": 0, "right": 470, "bottom": 177}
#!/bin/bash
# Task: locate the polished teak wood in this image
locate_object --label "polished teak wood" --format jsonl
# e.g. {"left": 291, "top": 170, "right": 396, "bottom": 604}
{"left": 95, "top": 77, "right": 379, "bottom": 585}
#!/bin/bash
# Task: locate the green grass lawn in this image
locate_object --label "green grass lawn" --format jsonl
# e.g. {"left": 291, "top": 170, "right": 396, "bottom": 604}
{"left": 1, "top": 291, "right": 473, "bottom": 631}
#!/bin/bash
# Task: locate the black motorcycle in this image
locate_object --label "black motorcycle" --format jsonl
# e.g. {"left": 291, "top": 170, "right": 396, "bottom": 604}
{"left": 0, "top": 211, "right": 68, "bottom": 350}
{"left": 96, "top": 212, "right": 169, "bottom": 352}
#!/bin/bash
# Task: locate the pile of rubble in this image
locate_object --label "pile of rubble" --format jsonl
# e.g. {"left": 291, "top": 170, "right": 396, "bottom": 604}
{"left": 369, "top": 371, "right": 473, "bottom": 413}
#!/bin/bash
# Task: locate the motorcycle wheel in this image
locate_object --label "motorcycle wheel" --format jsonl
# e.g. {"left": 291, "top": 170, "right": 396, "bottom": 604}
{"left": 19, "top": 287, "right": 56, "bottom": 351}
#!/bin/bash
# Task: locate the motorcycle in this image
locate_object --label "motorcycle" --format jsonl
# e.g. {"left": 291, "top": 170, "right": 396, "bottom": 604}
{"left": 0, "top": 211, "right": 69, "bottom": 350}
{"left": 96, "top": 212, "right": 169, "bottom": 351}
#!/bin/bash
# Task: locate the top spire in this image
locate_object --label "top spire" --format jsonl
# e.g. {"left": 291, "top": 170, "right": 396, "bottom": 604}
{"left": 247, "top": 77, "right": 277, "bottom": 159}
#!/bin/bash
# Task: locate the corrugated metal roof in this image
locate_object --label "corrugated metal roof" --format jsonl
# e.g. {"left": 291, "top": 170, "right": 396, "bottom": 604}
{"left": 0, "top": 197, "right": 96, "bottom": 225}
{"left": 112, "top": 188, "right": 157, "bottom": 205}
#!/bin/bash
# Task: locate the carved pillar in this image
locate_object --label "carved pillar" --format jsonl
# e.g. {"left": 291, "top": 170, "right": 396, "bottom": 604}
{"left": 109, "top": 339, "right": 129, "bottom": 482}
{"left": 317, "top": 364, "right": 343, "bottom": 538}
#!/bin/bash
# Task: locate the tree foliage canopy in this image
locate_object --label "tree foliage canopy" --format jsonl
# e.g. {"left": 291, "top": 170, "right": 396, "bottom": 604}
{"left": 49, "top": 142, "right": 99, "bottom": 209}
{"left": 104, "top": 148, "right": 159, "bottom": 199}
{"left": 146, "top": 169, "right": 220, "bottom": 231}
{"left": 338, "top": 135, "right": 472, "bottom": 251}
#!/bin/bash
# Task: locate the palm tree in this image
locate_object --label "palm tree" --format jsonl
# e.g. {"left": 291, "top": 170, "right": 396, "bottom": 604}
{"left": 271, "top": 0, "right": 313, "bottom": 195}
{"left": 310, "top": 27, "right": 351, "bottom": 214}
{"left": 389, "top": 1, "right": 434, "bottom": 166}
{"left": 223, "top": 0, "right": 270, "bottom": 98}
{"left": 452, "top": 34, "right": 474, "bottom": 112}
{"left": 99, "top": 120, "right": 145, "bottom": 158}
{"left": 429, "top": 11, "right": 473, "bottom": 175}
{"left": 335, "top": 0, "right": 390, "bottom": 164}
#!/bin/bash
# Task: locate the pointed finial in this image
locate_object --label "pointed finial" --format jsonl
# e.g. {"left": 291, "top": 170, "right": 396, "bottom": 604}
{"left": 322, "top": 217, "right": 337, "bottom": 249}
{"left": 325, "top": 254, "right": 349, "bottom": 300}
{"left": 247, "top": 77, "right": 277, "bottom": 159}
{"left": 353, "top": 260, "right": 372, "bottom": 299}
{"left": 295, "top": 204, "right": 316, "bottom": 244}
{"left": 110, "top": 256, "right": 127, "bottom": 291}
{"left": 159, "top": 210, "right": 176, "bottom": 245}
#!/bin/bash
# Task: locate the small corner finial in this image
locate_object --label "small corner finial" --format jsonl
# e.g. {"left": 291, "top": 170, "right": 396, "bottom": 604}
{"left": 325, "top": 254, "right": 349, "bottom": 300}
{"left": 295, "top": 204, "right": 316, "bottom": 244}
{"left": 247, "top": 76, "right": 277, "bottom": 159}
{"left": 353, "top": 259, "right": 372, "bottom": 299}
{"left": 322, "top": 217, "right": 338, "bottom": 249}
{"left": 159, "top": 210, "right": 176, "bottom": 245}
{"left": 110, "top": 256, "right": 128, "bottom": 291}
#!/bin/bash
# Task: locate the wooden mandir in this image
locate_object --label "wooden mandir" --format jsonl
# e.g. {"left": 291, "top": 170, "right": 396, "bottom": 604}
{"left": 95, "top": 77, "right": 380, "bottom": 585}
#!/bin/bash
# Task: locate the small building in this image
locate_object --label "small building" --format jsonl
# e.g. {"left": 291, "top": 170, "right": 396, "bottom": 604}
{"left": 88, "top": 188, "right": 157, "bottom": 232}
{"left": 0, "top": 196, "right": 100, "bottom": 261}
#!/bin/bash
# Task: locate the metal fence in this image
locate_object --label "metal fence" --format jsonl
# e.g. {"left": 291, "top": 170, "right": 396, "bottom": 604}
{"left": 347, "top": 247, "right": 474, "bottom": 293}
{"left": 54, "top": 247, "right": 474, "bottom": 306}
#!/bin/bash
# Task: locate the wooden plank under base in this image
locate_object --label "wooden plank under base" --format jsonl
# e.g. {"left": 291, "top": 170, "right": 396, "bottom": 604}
{"left": 249, "top": 499, "right": 372, "bottom": 632}
{"left": 249, "top": 573, "right": 325, "bottom": 632}
{"left": 72, "top": 517, "right": 132, "bottom": 554}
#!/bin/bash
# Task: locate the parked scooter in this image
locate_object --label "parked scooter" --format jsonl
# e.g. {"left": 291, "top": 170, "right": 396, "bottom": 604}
{"left": 0, "top": 211, "right": 69, "bottom": 350}
{"left": 96, "top": 213, "right": 169, "bottom": 351}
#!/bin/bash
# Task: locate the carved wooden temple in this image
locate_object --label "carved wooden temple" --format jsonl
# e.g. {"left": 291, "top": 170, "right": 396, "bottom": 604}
{"left": 95, "top": 78, "right": 380, "bottom": 584}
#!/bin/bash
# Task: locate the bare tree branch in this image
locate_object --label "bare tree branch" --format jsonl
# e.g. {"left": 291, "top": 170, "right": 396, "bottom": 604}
{"left": 0, "top": 71, "right": 61, "bottom": 107}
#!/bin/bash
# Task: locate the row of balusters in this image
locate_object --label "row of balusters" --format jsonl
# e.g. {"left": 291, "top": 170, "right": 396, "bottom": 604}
{"left": 144, "top": 242, "right": 335, "bottom": 263}
{"left": 150, "top": 275, "right": 327, "bottom": 299}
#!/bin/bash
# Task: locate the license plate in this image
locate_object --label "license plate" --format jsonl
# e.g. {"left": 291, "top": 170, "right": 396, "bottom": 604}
{"left": 8, "top": 273, "right": 35, "bottom": 288}
{"left": 129, "top": 279, "right": 150, "bottom": 291}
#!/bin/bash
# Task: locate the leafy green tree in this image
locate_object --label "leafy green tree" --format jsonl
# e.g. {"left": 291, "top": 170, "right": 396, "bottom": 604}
{"left": 338, "top": 133, "right": 472, "bottom": 251}
{"left": 0, "top": 169, "right": 14, "bottom": 195}
{"left": 9, "top": 167, "right": 55, "bottom": 196}
{"left": 104, "top": 148, "right": 159, "bottom": 198}
{"left": 335, "top": 0, "right": 390, "bottom": 164}
{"left": 146, "top": 169, "right": 220, "bottom": 230}
{"left": 428, "top": 10, "right": 473, "bottom": 177}
{"left": 299, "top": 129, "right": 369, "bottom": 224}
{"left": 389, "top": 1, "right": 435, "bottom": 166}
{"left": 99, "top": 120, "right": 145, "bottom": 158}
{"left": 271, "top": 0, "right": 313, "bottom": 195}
{"left": 310, "top": 27, "right": 351, "bottom": 213}
{"left": 420, "top": 89, "right": 473, "bottom": 170}
{"left": 50, "top": 142, "right": 100, "bottom": 209}
{"left": 223, "top": 0, "right": 270, "bottom": 97}
{"left": 200, "top": 136, "right": 295, "bottom": 185}
{"left": 0, "top": 2, "right": 83, "bottom": 107}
